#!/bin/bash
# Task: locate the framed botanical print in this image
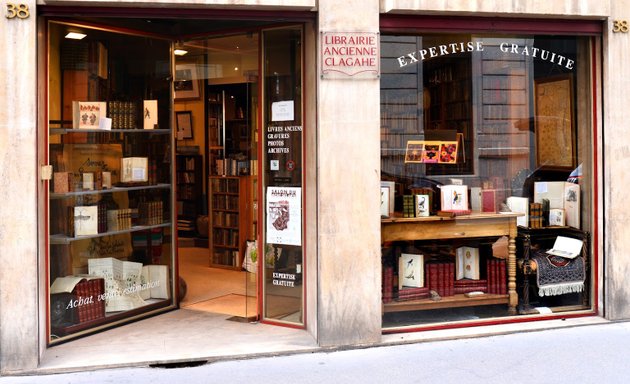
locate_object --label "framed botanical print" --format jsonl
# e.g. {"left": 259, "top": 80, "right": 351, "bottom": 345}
{"left": 534, "top": 75, "right": 576, "bottom": 169}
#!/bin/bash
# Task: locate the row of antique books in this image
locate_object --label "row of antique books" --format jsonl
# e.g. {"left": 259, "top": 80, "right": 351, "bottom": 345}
{"left": 67, "top": 202, "right": 163, "bottom": 237}
{"left": 73, "top": 278, "right": 106, "bottom": 323}
{"left": 108, "top": 101, "right": 139, "bottom": 130}
{"left": 137, "top": 201, "right": 164, "bottom": 226}
{"left": 382, "top": 259, "right": 507, "bottom": 302}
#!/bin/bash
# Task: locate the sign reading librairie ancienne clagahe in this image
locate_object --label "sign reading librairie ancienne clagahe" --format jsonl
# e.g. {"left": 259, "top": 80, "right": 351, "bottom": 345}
{"left": 321, "top": 32, "right": 379, "bottom": 79}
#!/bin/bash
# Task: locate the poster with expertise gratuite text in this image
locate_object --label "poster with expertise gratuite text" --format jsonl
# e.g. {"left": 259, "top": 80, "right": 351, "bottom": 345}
{"left": 266, "top": 187, "right": 302, "bottom": 246}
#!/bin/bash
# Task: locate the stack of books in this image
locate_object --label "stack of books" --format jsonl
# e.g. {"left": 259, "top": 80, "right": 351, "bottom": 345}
{"left": 454, "top": 279, "right": 488, "bottom": 294}
{"left": 397, "top": 286, "right": 430, "bottom": 301}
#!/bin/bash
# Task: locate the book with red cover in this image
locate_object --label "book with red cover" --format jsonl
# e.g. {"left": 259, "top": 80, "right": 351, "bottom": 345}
{"left": 448, "top": 262, "right": 454, "bottom": 296}
{"left": 382, "top": 266, "right": 394, "bottom": 303}
{"left": 482, "top": 189, "right": 497, "bottom": 213}
{"left": 427, "top": 263, "right": 438, "bottom": 293}
{"left": 499, "top": 260, "right": 506, "bottom": 295}
{"left": 486, "top": 259, "right": 495, "bottom": 294}
{"left": 454, "top": 279, "right": 488, "bottom": 294}
{"left": 438, "top": 263, "right": 448, "bottom": 296}
{"left": 493, "top": 259, "right": 499, "bottom": 294}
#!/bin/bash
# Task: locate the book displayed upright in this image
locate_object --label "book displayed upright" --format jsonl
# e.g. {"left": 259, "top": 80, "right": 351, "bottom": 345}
{"left": 380, "top": 181, "right": 395, "bottom": 216}
{"left": 73, "top": 206, "right": 98, "bottom": 236}
{"left": 402, "top": 195, "right": 415, "bottom": 218}
{"left": 440, "top": 185, "right": 468, "bottom": 212}
{"left": 506, "top": 196, "right": 529, "bottom": 227}
{"left": 455, "top": 246, "right": 480, "bottom": 280}
{"left": 72, "top": 101, "right": 107, "bottom": 129}
{"left": 143, "top": 100, "right": 158, "bottom": 129}
{"left": 564, "top": 183, "right": 580, "bottom": 228}
{"left": 121, "top": 157, "right": 148, "bottom": 183}
{"left": 415, "top": 194, "right": 430, "bottom": 217}
{"left": 398, "top": 253, "right": 424, "bottom": 289}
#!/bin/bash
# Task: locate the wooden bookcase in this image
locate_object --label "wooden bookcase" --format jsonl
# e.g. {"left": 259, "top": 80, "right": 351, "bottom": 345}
{"left": 209, "top": 176, "right": 253, "bottom": 269}
{"left": 381, "top": 213, "right": 519, "bottom": 314}
{"left": 176, "top": 154, "right": 202, "bottom": 236}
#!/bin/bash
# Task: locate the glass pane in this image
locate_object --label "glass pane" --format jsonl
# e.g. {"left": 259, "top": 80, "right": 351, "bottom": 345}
{"left": 47, "top": 22, "right": 174, "bottom": 343}
{"left": 380, "top": 34, "right": 593, "bottom": 329}
{"left": 175, "top": 33, "right": 260, "bottom": 321}
{"left": 262, "top": 27, "right": 304, "bottom": 325}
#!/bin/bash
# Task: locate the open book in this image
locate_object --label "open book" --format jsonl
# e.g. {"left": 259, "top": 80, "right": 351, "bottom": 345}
{"left": 546, "top": 236, "right": 583, "bottom": 259}
{"left": 456, "top": 246, "right": 480, "bottom": 280}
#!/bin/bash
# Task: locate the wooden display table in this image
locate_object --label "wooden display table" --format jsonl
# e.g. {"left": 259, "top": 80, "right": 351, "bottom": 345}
{"left": 381, "top": 213, "right": 519, "bottom": 314}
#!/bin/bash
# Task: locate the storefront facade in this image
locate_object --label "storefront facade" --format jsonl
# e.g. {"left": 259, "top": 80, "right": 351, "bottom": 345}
{"left": 1, "top": 0, "right": 628, "bottom": 374}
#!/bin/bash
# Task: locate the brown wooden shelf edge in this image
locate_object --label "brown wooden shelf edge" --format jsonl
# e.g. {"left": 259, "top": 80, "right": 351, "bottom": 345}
{"left": 383, "top": 294, "right": 509, "bottom": 313}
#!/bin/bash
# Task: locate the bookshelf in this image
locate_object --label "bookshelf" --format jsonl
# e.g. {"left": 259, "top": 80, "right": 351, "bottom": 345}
{"left": 209, "top": 176, "right": 253, "bottom": 269}
{"left": 381, "top": 213, "right": 519, "bottom": 314}
{"left": 176, "top": 154, "right": 202, "bottom": 236}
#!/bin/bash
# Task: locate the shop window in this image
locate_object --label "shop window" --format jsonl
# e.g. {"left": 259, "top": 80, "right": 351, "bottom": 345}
{"left": 380, "top": 33, "right": 594, "bottom": 329}
{"left": 46, "top": 21, "right": 175, "bottom": 343}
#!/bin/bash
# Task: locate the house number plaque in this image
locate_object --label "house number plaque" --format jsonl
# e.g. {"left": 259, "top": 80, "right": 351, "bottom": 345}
{"left": 5, "top": 3, "right": 30, "bottom": 19}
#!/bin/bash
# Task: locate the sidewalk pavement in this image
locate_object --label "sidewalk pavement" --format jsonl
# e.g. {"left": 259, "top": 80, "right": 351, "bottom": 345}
{"left": 2, "top": 320, "right": 630, "bottom": 384}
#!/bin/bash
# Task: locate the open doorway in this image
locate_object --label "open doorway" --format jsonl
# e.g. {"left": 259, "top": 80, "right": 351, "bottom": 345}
{"left": 175, "top": 33, "right": 260, "bottom": 321}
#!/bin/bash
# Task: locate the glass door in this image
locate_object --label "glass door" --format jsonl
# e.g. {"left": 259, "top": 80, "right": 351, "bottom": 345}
{"left": 175, "top": 33, "right": 259, "bottom": 321}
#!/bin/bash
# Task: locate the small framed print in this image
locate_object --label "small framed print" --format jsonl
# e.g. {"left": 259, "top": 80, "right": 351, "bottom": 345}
{"left": 174, "top": 64, "right": 200, "bottom": 100}
{"left": 176, "top": 111, "right": 193, "bottom": 140}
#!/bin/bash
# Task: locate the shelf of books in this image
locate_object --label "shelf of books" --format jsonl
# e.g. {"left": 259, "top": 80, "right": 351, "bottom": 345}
{"left": 209, "top": 176, "right": 253, "bottom": 269}
{"left": 381, "top": 213, "right": 519, "bottom": 315}
{"left": 176, "top": 154, "right": 202, "bottom": 236}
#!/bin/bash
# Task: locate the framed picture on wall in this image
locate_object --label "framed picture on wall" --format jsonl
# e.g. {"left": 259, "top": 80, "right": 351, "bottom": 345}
{"left": 176, "top": 111, "right": 193, "bottom": 140}
{"left": 534, "top": 75, "right": 576, "bottom": 169}
{"left": 174, "top": 64, "right": 200, "bottom": 100}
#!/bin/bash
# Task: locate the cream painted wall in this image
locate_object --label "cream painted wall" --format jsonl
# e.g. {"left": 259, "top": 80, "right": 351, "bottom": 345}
{"left": 4, "top": 0, "right": 630, "bottom": 374}
{"left": 316, "top": 0, "right": 382, "bottom": 346}
{"left": 603, "top": 0, "right": 630, "bottom": 320}
{"left": 0, "top": 0, "right": 40, "bottom": 373}
{"left": 381, "top": 0, "right": 610, "bottom": 18}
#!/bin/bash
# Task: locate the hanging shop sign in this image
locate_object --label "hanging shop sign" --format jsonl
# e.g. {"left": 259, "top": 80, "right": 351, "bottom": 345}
{"left": 321, "top": 31, "right": 379, "bottom": 79}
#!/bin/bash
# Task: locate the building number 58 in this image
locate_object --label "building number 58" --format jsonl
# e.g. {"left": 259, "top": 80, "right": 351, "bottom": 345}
{"left": 613, "top": 20, "right": 629, "bottom": 33}
{"left": 5, "top": 3, "right": 30, "bottom": 19}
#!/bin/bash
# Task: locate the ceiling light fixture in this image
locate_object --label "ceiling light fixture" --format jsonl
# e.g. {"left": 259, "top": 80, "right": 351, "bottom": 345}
{"left": 174, "top": 49, "right": 188, "bottom": 56}
{"left": 65, "top": 32, "right": 86, "bottom": 40}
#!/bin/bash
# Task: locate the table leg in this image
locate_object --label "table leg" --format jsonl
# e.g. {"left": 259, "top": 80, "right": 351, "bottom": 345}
{"left": 508, "top": 235, "right": 518, "bottom": 314}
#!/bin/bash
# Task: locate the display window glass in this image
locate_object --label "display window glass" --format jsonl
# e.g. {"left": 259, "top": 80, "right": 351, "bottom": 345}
{"left": 380, "top": 32, "right": 595, "bottom": 329}
{"left": 46, "top": 21, "right": 175, "bottom": 343}
{"left": 261, "top": 27, "right": 305, "bottom": 326}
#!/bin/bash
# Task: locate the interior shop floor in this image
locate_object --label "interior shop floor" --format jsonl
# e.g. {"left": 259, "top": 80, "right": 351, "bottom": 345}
{"left": 38, "top": 247, "right": 316, "bottom": 373}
